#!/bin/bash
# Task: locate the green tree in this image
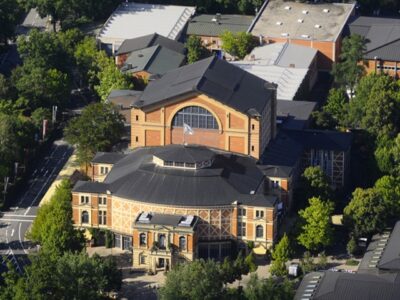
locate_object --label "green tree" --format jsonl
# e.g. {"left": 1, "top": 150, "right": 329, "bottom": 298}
{"left": 347, "top": 74, "right": 400, "bottom": 138}
{"left": 245, "top": 252, "right": 257, "bottom": 273}
{"left": 375, "top": 134, "right": 400, "bottom": 176}
{"left": 64, "top": 102, "right": 125, "bottom": 171}
{"left": 159, "top": 259, "right": 225, "bottom": 300}
{"left": 94, "top": 52, "right": 133, "bottom": 101}
{"left": 298, "top": 197, "right": 334, "bottom": 252}
{"left": 185, "top": 36, "right": 211, "bottom": 64}
{"left": 244, "top": 273, "right": 295, "bottom": 300}
{"left": 74, "top": 37, "right": 99, "bottom": 86}
{"left": 0, "top": 0, "right": 22, "bottom": 45}
{"left": 343, "top": 187, "right": 389, "bottom": 238}
{"left": 302, "top": 166, "right": 332, "bottom": 201}
{"left": 311, "top": 110, "right": 336, "bottom": 130}
{"left": 323, "top": 88, "right": 348, "bottom": 126}
{"left": 332, "top": 34, "right": 366, "bottom": 94}
{"left": 374, "top": 175, "right": 400, "bottom": 219}
{"left": 221, "top": 31, "right": 256, "bottom": 59}
{"left": 31, "top": 107, "right": 52, "bottom": 131}
{"left": 28, "top": 179, "right": 85, "bottom": 258}
{"left": 299, "top": 251, "right": 316, "bottom": 274}
{"left": 270, "top": 234, "right": 291, "bottom": 277}
{"left": 8, "top": 251, "right": 122, "bottom": 299}
{"left": 12, "top": 62, "right": 69, "bottom": 109}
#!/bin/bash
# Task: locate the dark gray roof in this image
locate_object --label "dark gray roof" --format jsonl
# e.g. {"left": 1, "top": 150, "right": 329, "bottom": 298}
{"left": 135, "top": 212, "right": 197, "bottom": 228}
{"left": 260, "top": 131, "right": 304, "bottom": 178}
{"left": 74, "top": 145, "right": 276, "bottom": 208}
{"left": 107, "top": 90, "right": 142, "bottom": 108}
{"left": 187, "top": 14, "right": 254, "bottom": 37}
{"left": 295, "top": 271, "right": 400, "bottom": 300}
{"left": 116, "top": 33, "right": 185, "bottom": 56}
{"left": 92, "top": 152, "right": 126, "bottom": 164}
{"left": 136, "top": 56, "right": 276, "bottom": 116}
{"left": 276, "top": 100, "right": 317, "bottom": 130}
{"left": 154, "top": 144, "right": 215, "bottom": 163}
{"left": 349, "top": 16, "right": 400, "bottom": 61}
{"left": 121, "top": 45, "right": 186, "bottom": 75}
{"left": 378, "top": 221, "right": 400, "bottom": 271}
{"left": 72, "top": 181, "right": 108, "bottom": 193}
{"left": 260, "top": 129, "right": 352, "bottom": 178}
{"left": 284, "top": 129, "right": 352, "bottom": 152}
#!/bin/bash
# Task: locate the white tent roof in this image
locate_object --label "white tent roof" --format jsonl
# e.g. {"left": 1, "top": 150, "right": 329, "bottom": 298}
{"left": 98, "top": 2, "right": 195, "bottom": 46}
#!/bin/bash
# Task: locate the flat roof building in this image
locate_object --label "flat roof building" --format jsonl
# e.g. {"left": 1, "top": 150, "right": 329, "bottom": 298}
{"left": 250, "top": 0, "right": 355, "bottom": 70}
{"left": 98, "top": 2, "right": 195, "bottom": 54}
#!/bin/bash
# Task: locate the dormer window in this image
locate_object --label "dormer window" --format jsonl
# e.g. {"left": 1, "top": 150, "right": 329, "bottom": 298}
{"left": 100, "top": 166, "right": 109, "bottom": 175}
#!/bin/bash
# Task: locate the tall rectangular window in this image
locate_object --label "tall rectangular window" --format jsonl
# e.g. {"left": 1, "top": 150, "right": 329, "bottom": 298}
{"left": 99, "top": 196, "right": 107, "bottom": 205}
{"left": 98, "top": 211, "right": 107, "bottom": 225}
{"left": 238, "top": 222, "right": 246, "bottom": 237}
{"left": 238, "top": 208, "right": 246, "bottom": 217}
{"left": 80, "top": 195, "right": 89, "bottom": 204}
{"left": 255, "top": 210, "right": 264, "bottom": 219}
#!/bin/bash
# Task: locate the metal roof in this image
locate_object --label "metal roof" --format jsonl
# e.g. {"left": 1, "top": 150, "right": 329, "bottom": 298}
{"left": 135, "top": 212, "right": 197, "bottom": 228}
{"left": 186, "top": 14, "right": 254, "bottom": 37}
{"left": 294, "top": 271, "right": 400, "bottom": 300}
{"left": 116, "top": 33, "right": 185, "bottom": 56}
{"left": 92, "top": 152, "right": 126, "bottom": 164}
{"left": 136, "top": 56, "right": 276, "bottom": 116}
{"left": 349, "top": 16, "right": 400, "bottom": 61}
{"left": 251, "top": 0, "right": 355, "bottom": 42}
{"left": 98, "top": 3, "right": 195, "bottom": 47}
{"left": 107, "top": 90, "right": 142, "bottom": 108}
{"left": 232, "top": 43, "right": 317, "bottom": 100}
{"left": 74, "top": 145, "right": 276, "bottom": 208}
{"left": 378, "top": 221, "right": 400, "bottom": 271}
{"left": 276, "top": 100, "right": 316, "bottom": 130}
{"left": 122, "top": 45, "right": 186, "bottom": 75}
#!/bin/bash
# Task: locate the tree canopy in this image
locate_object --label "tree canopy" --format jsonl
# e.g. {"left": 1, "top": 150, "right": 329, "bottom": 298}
{"left": 301, "top": 166, "right": 332, "bottom": 201}
{"left": 64, "top": 102, "right": 125, "bottom": 169}
{"left": 0, "top": 0, "right": 22, "bottom": 45}
{"left": 244, "top": 273, "right": 295, "bottom": 300}
{"left": 28, "top": 179, "right": 85, "bottom": 258}
{"left": 220, "top": 31, "right": 257, "bottom": 59}
{"left": 185, "top": 36, "right": 211, "bottom": 64}
{"left": 332, "top": 34, "right": 366, "bottom": 94}
{"left": 298, "top": 197, "right": 335, "bottom": 252}
{"left": 270, "top": 234, "right": 291, "bottom": 277}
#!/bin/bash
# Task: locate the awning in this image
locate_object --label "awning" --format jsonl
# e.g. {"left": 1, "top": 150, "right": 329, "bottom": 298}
{"left": 253, "top": 244, "right": 267, "bottom": 255}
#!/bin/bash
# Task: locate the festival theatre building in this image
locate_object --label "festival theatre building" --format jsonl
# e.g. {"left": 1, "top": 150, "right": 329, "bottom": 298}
{"left": 72, "top": 56, "right": 351, "bottom": 271}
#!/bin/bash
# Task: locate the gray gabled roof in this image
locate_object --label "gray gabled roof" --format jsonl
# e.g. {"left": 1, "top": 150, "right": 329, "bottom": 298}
{"left": 121, "top": 45, "right": 186, "bottom": 75}
{"left": 378, "top": 221, "right": 400, "bottom": 271}
{"left": 92, "top": 152, "right": 126, "bottom": 164}
{"left": 116, "top": 33, "right": 186, "bottom": 55}
{"left": 135, "top": 56, "right": 276, "bottom": 116}
{"left": 295, "top": 271, "right": 400, "bottom": 300}
{"left": 349, "top": 16, "right": 400, "bottom": 61}
{"left": 107, "top": 90, "right": 143, "bottom": 108}
{"left": 73, "top": 181, "right": 108, "bottom": 193}
{"left": 187, "top": 14, "right": 254, "bottom": 37}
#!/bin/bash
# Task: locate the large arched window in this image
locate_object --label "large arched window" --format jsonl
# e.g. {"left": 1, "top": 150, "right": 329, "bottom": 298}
{"left": 172, "top": 106, "right": 218, "bottom": 129}
{"left": 256, "top": 225, "right": 264, "bottom": 238}
{"left": 81, "top": 211, "right": 89, "bottom": 224}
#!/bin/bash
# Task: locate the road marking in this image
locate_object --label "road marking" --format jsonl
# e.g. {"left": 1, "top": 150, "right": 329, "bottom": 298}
{"left": 24, "top": 150, "right": 64, "bottom": 216}
{"left": 43, "top": 170, "right": 48, "bottom": 176}
{"left": 19, "top": 223, "right": 28, "bottom": 254}
{"left": 2, "top": 214, "right": 36, "bottom": 218}
{"left": 32, "top": 169, "right": 37, "bottom": 176}
{"left": 1, "top": 219, "right": 34, "bottom": 223}
{"left": 11, "top": 229, "right": 14, "bottom": 237}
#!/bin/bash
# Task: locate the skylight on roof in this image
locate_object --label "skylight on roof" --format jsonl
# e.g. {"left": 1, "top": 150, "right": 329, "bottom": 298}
{"left": 284, "top": 6, "right": 291, "bottom": 10}
{"left": 314, "top": 24, "right": 322, "bottom": 29}
{"left": 276, "top": 21, "right": 283, "bottom": 25}
{"left": 298, "top": 19, "right": 304, "bottom": 23}
{"left": 302, "top": 10, "right": 309, "bottom": 14}
{"left": 323, "top": 9, "right": 330, "bottom": 13}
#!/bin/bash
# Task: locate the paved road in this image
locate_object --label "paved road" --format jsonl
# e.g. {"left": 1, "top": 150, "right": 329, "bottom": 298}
{"left": 0, "top": 140, "right": 73, "bottom": 273}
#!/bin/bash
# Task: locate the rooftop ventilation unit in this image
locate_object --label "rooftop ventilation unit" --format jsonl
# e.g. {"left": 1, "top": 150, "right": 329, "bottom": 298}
{"left": 314, "top": 24, "right": 322, "bottom": 28}
{"left": 284, "top": 6, "right": 291, "bottom": 10}
{"left": 276, "top": 21, "right": 283, "bottom": 25}
{"left": 323, "top": 8, "right": 330, "bottom": 13}
{"left": 302, "top": 10, "right": 309, "bottom": 14}
{"left": 298, "top": 19, "right": 304, "bottom": 23}
{"left": 281, "top": 33, "right": 289, "bottom": 37}
{"left": 211, "top": 13, "right": 221, "bottom": 23}
{"left": 301, "top": 34, "right": 310, "bottom": 38}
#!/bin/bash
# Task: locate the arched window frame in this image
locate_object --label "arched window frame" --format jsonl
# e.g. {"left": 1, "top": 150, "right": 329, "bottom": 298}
{"left": 256, "top": 225, "right": 264, "bottom": 238}
{"left": 81, "top": 211, "right": 89, "bottom": 224}
{"left": 172, "top": 106, "right": 219, "bottom": 130}
{"left": 179, "top": 236, "right": 186, "bottom": 251}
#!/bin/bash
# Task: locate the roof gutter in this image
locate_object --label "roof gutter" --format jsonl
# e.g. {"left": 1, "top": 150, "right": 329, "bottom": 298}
{"left": 247, "top": 0, "right": 270, "bottom": 33}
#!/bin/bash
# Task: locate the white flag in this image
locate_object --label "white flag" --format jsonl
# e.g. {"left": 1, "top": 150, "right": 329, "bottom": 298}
{"left": 183, "top": 123, "right": 194, "bottom": 135}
